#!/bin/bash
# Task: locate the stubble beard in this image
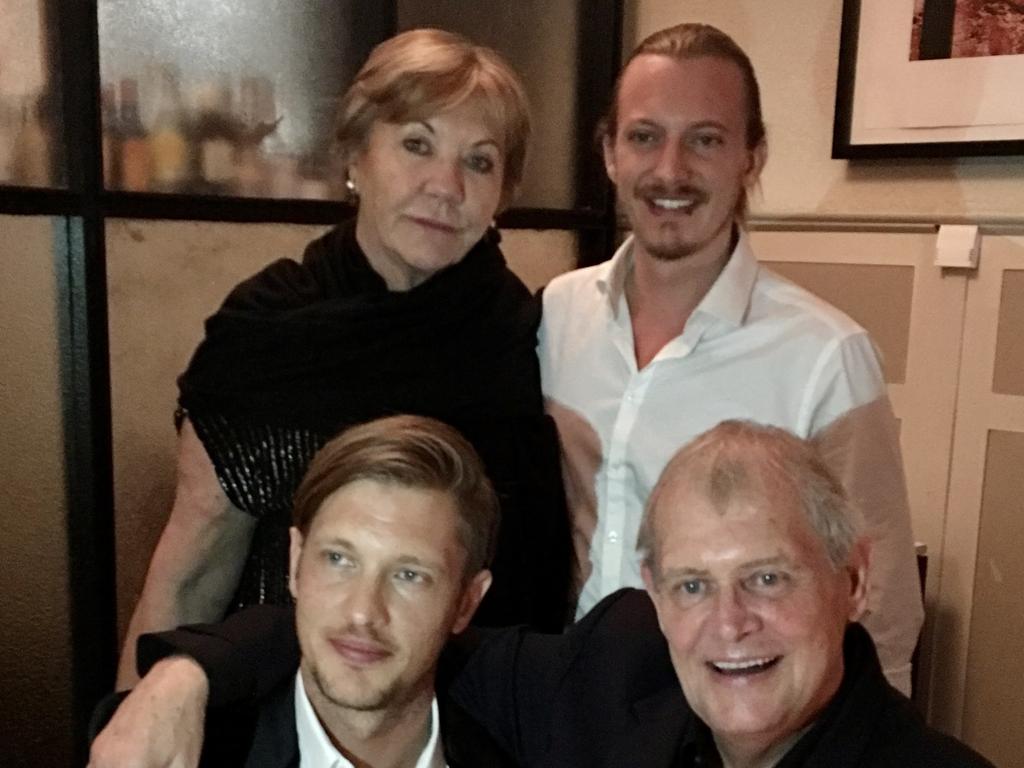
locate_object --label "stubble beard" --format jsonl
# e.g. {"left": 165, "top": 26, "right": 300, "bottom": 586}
{"left": 634, "top": 216, "right": 721, "bottom": 263}
{"left": 631, "top": 201, "right": 737, "bottom": 264}
{"left": 644, "top": 235, "right": 701, "bottom": 262}
{"left": 309, "top": 658, "right": 403, "bottom": 714}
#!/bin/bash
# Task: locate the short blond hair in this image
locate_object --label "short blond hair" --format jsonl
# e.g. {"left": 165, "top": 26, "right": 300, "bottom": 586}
{"left": 336, "top": 28, "right": 530, "bottom": 209}
{"left": 292, "top": 415, "right": 500, "bottom": 578}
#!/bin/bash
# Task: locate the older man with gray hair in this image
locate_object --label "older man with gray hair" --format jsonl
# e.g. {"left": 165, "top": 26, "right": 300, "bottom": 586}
{"left": 451, "top": 419, "right": 990, "bottom": 766}
{"left": 91, "top": 420, "right": 991, "bottom": 767}
{"left": 633, "top": 420, "right": 882, "bottom": 765}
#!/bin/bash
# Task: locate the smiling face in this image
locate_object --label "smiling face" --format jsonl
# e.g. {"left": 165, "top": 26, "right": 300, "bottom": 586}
{"left": 348, "top": 99, "right": 505, "bottom": 291}
{"left": 604, "top": 54, "right": 765, "bottom": 265}
{"left": 290, "top": 479, "right": 490, "bottom": 718}
{"left": 642, "top": 479, "right": 867, "bottom": 759}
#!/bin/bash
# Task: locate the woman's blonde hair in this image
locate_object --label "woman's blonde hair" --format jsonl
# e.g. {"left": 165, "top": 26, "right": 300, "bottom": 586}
{"left": 336, "top": 28, "right": 531, "bottom": 209}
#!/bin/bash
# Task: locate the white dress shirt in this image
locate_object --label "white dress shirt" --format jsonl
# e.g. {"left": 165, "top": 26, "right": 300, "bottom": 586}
{"left": 538, "top": 231, "right": 923, "bottom": 693}
{"left": 295, "top": 673, "right": 447, "bottom": 768}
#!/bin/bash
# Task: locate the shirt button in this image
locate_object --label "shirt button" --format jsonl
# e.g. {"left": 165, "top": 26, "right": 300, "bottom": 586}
{"left": 608, "top": 530, "right": 619, "bottom": 543}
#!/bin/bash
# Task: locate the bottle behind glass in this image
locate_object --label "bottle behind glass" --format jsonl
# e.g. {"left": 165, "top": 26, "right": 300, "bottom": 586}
{"left": 100, "top": 83, "right": 121, "bottom": 188}
{"left": 259, "top": 78, "right": 299, "bottom": 199}
{"left": 148, "top": 66, "right": 189, "bottom": 192}
{"left": 191, "top": 79, "right": 240, "bottom": 195}
{"left": 234, "top": 75, "right": 276, "bottom": 198}
{"left": 119, "top": 78, "right": 151, "bottom": 191}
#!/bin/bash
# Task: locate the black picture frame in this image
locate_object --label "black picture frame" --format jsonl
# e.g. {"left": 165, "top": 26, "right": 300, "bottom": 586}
{"left": 833, "top": 0, "right": 1024, "bottom": 159}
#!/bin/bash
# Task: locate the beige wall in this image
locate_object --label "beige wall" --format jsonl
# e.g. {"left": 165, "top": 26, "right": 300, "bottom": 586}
{"left": 938, "top": 237, "right": 1024, "bottom": 763}
{"left": 0, "top": 215, "right": 75, "bottom": 766}
{"left": 628, "top": 0, "right": 1024, "bottom": 221}
{"left": 964, "top": 429, "right": 1024, "bottom": 768}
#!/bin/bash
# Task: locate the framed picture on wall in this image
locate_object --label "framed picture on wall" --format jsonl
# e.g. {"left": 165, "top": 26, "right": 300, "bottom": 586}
{"left": 833, "top": 0, "right": 1024, "bottom": 158}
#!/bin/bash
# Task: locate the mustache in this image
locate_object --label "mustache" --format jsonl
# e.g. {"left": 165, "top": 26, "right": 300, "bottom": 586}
{"left": 635, "top": 183, "right": 709, "bottom": 205}
{"left": 334, "top": 623, "right": 395, "bottom": 651}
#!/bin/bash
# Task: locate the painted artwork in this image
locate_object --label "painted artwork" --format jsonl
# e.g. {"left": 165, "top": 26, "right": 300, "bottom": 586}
{"left": 911, "top": 0, "right": 1024, "bottom": 60}
{"left": 834, "top": 0, "right": 1024, "bottom": 156}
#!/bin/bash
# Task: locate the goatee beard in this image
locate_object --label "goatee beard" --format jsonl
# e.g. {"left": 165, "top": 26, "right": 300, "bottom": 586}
{"left": 646, "top": 240, "right": 701, "bottom": 261}
{"left": 636, "top": 220, "right": 739, "bottom": 263}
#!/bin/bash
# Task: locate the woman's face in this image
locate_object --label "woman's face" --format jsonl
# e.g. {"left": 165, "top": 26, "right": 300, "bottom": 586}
{"left": 349, "top": 99, "right": 506, "bottom": 291}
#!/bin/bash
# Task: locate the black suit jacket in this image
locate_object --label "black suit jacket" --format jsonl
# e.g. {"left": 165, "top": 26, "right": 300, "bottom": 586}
{"left": 451, "top": 590, "right": 994, "bottom": 767}
{"left": 199, "top": 669, "right": 515, "bottom": 768}
{"left": 134, "top": 592, "right": 994, "bottom": 767}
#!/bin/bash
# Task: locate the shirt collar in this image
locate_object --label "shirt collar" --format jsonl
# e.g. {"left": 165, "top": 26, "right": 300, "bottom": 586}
{"left": 295, "top": 673, "right": 446, "bottom": 768}
{"left": 695, "top": 229, "right": 758, "bottom": 329}
{"left": 595, "top": 229, "right": 759, "bottom": 329}
{"left": 594, "top": 237, "right": 632, "bottom": 318}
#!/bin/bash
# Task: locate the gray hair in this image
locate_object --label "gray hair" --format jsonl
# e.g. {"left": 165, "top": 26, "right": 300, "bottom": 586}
{"left": 638, "top": 420, "right": 861, "bottom": 579}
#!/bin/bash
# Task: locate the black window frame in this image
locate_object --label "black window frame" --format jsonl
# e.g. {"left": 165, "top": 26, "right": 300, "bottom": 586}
{"left": 0, "top": 1, "right": 622, "bottom": 759}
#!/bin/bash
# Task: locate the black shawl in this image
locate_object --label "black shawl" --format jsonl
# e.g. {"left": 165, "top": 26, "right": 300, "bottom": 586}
{"left": 177, "top": 220, "right": 571, "bottom": 629}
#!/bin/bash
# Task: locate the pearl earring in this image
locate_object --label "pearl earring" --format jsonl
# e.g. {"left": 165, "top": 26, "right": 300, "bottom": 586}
{"left": 345, "top": 178, "right": 358, "bottom": 196}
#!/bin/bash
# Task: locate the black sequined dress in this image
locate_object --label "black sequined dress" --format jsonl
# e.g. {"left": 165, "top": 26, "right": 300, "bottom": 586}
{"left": 176, "top": 221, "right": 572, "bottom": 629}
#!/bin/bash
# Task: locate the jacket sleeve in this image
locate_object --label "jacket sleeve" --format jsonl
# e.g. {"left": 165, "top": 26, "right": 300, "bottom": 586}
{"left": 137, "top": 605, "right": 299, "bottom": 708}
{"left": 448, "top": 590, "right": 651, "bottom": 765}
{"left": 446, "top": 626, "right": 567, "bottom": 764}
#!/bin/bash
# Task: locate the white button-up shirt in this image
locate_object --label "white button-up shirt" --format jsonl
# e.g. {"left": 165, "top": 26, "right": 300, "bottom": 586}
{"left": 538, "top": 231, "right": 923, "bottom": 693}
{"left": 295, "top": 673, "right": 447, "bottom": 768}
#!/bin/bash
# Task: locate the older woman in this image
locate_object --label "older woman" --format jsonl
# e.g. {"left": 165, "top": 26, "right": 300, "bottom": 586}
{"left": 117, "top": 28, "right": 570, "bottom": 686}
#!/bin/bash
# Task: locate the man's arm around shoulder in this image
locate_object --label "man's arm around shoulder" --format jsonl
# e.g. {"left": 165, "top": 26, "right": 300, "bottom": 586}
{"left": 88, "top": 656, "right": 209, "bottom": 768}
{"left": 88, "top": 605, "right": 296, "bottom": 768}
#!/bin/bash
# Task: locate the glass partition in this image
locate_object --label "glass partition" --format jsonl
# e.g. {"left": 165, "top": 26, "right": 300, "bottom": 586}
{"left": 97, "top": 0, "right": 389, "bottom": 198}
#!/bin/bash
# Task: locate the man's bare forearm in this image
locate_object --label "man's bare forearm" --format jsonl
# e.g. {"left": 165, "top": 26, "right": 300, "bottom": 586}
{"left": 90, "top": 656, "right": 209, "bottom": 768}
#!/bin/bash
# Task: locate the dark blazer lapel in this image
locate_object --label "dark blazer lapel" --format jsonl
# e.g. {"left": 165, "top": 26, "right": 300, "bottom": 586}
{"left": 606, "top": 687, "right": 690, "bottom": 768}
{"left": 243, "top": 676, "right": 300, "bottom": 768}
